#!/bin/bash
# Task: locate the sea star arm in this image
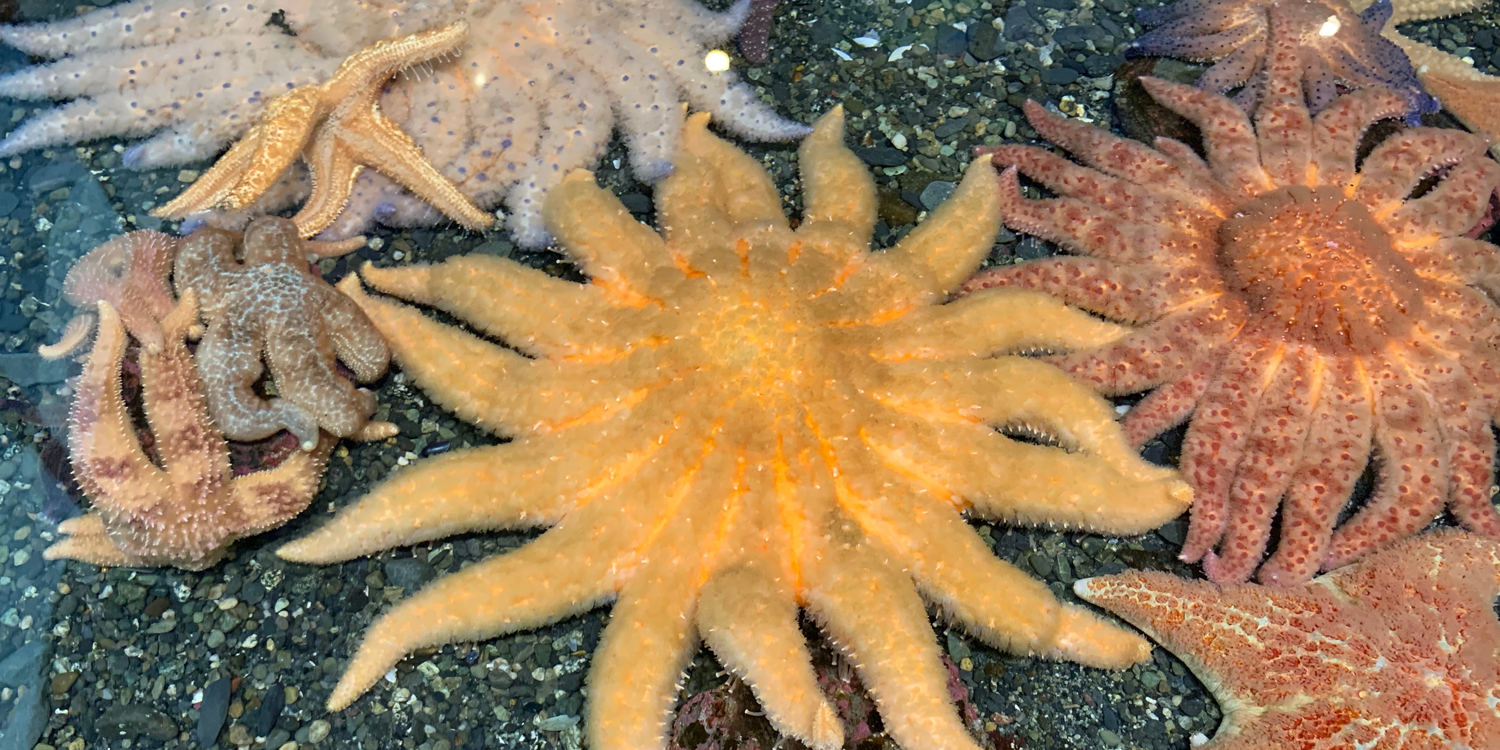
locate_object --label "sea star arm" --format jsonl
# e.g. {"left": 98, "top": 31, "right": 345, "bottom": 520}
{"left": 1057, "top": 300, "right": 1244, "bottom": 395}
{"left": 1257, "top": 356, "right": 1373, "bottom": 586}
{"left": 140, "top": 292, "right": 234, "bottom": 486}
{"left": 1325, "top": 358, "right": 1449, "bottom": 568}
{"left": 1179, "top": 337, "right": 1283, "bottom": 563}
{"left": 1137, "top": 77, "right": 1270, "bottom": 199}
{"left": 820, "top": 158, "right": 999, "bottom": 319}
{"left": 1413, "top": 238, "right": 1500, "bottom": 291}
{"left": 545, "top": 171, "right": 675, "bottom": 303}
{"left": 586, "top": 440, "right": 738, "bottom": 750}
{"left": 37, "top": 312, "right": 96, "bottom": 360}
{"left": 329, "top": 106, "right": 498, "bottom": 233}
{"left": 798, "top": 106, "right": 876, "bottom": 239}
{"left": 1309, "top": 87, "right": 1411, "bottom": 187}
{"left": 339, "top": 275, "right": 647, "bottom": 435}
{"left": 229, "top": 434, "right": 334, "bottom": 538}
{"left": 991, "top": 167, "right": 1196, "bottom": 268}
{"left": 1385, "top": 156, "right": 1500, "bottom": 242}
{"left": 286, "top": 137, "right": 365, "bottom": 236}
{"left": 858, "top": 391, "right": 1189, "bottom": 534}
{"left": 43, "top": 513, "right": 170, "bottom": 567}
{"left": 873, "top": 287, "right": 1130, "bottom": 360}
{"left": 356, "top": 259, "right": 621, "bottom": 358}
{"left": 1119, "top": 356, "right": 1220, "bottom": 448}
{"left": 64, "top": 301, "right": 172, "bottom": 509}
{"left": 261, "top": 328, "right": 384, "bottom": 443}
{"left": 1201, "top": 350, "right": 1319, "bottom": 584}
{"left": 1252, "top": 14, "right": 1314, "bottom": 188}
{"left": 316, "top": 285, "right": 391, "bottom": 384}
{"left": 1408, "top": 335, "right": 1500, "bottom": 538}
{"left": 838, "top": 448, "right": 1152, "bottom": 668}
{"left": 697, "top": 562, "right": 843, "bottom": 750}
{"left": 194, "top": 323, "right": 320, "bottom": 447}
{"left": 961, "top": 255, "right": 1181, "bottom": 324}
{"left": 1355, "top": 128, "right": 1489, "bottom": 210}
{"left": 801, "top": 533, "right": 983, "bottom": 750}
{"left": 320, "top": 484, "right": 659, "bottom": 711}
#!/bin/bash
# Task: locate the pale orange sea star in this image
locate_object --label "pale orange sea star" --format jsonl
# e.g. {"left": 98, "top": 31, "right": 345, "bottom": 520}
{"left": 278, "top": 108, "right": 1191, "bottom": 749}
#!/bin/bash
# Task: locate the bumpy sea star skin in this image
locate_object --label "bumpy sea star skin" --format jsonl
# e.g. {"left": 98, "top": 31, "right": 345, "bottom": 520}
{"left": 174, "top": 217, "right": 396, "bottom": 450}
{"left": 0, "top": 0, "right": 808, "bottom": 247}
{"left": 277, "top": 108, "right": 1191, "bottom": 750}
{"left": 961, "top": 9, "right": 1500, "bottom": 586}
{"left": 37, "top": 229, "right": 179, "bottom": 359}
{"left": 153, "top": 22, "right": 494, "bottom": 238}
{"left": 1131, "top": 0, "right": 1437, "bottom": 114}
{"left": 47, "top": 293, "right": 335, "bottom": 571}
{"left": 1074, "top": 529, "right": 1500, "bottom": 749}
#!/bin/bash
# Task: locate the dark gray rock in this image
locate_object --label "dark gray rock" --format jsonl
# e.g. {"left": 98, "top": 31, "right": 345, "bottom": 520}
{"left": 967, "top": 22, "right": 1002, "bottom": 61}
{"left": 197, "top": 677, "right": 231, "bottom": 747}
{"left": 856, "top": 146, "right": 907, "bottom": 167}
{"left": 1042, "top": 66, "right": 1081, "bottom": 85}
{"left": 384, "top": 557, "right": 438, "bottom": 592}
{"left": 918, "top": 181, "right": 957, "bottom": 210}
{"left": 98, "top": 705, "right": 177, "bottom": 742}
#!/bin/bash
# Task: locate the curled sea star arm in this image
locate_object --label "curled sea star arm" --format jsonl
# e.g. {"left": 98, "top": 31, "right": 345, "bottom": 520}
{"left": 872, "top": 287, "right": 1130, "bottom": 360}
{"left": 357, "top": 258, "right": 621, "bottom": 358}
{"left": 1308, "top": 88, "right": 1411, "bottom": 187}
{"left": 140, "top": 291, "right": 234, "bottom": 483}
{"left": 1201, "top": 350, "right": 1320, "bottom": 584}
{"left": 1256, "top": 356, "right": 1374, "bottom": 586}
{"left": 1119, "top": 354, "right": 1221, "bottom": 448}
{"left": 1138, "top": 77, "right": 1270, "bottom": 199}
{"left": 697, "top": 561, "right": 843, "bottom": 750}
{"left": 1385, "top": 157, "right": 1500, "bottom": 242}
{"left": 317, "top": 289, "right": 391, "bottom": 383}
{"left": 1324, "top": 358, "right": 1450, "bottom": 568}
{"left": 1179, "top": 336, "right": 1283, "bottom": 563}
{"left": 1355, "top": 128, "right": 1490, "bottom": 209}
{"left": 801, "top": 533, "right": 982, "bottom": 750}
{"left": 262, "top": 331, "right": 382, "bottom": 441}
{"left": 1408, "top": 335, "right": 1500, "bottom": 537}
{"left": 193, "top": 323, "right": 319, "bottom": 446}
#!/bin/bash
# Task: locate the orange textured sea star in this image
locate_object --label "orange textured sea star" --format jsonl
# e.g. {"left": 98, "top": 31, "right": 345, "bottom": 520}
{"left": 277, "top": 108, "right": 1192, "bottom": 750}
{"left": 47, "top": 293, "right": 334, "bottom": 570}
{"left": 38, "top": 229, "right": 178, "bottom": 359}
{"left": 1075, "top": 529, "right": 1500, "bottom": 749}
{"left": 962, "top": 8, "right": 1500, "bottom": 586}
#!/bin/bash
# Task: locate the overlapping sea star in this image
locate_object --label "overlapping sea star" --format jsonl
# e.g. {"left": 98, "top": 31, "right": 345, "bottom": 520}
{"left": 277, "top": 109, "right": 1191, "bottom": 750}
{"left": 0, "top": 0, "right": 807, "bottom": 247}
{"left": 961, "top": 9, "right": 1500, "bottom": 586}
{"left": 1075, "top": 529, "right": 1500, "bottom": 749}
{"left": 1130, "top": 0, "right": 1500, "bottom": 141}
{"left": 49, "top": 293, "right": 334, "bottom": 570}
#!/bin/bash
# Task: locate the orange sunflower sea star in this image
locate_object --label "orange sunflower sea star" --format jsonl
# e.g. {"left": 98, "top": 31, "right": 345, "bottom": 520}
{"left": 276, "top": 108, "right": 1192, "bottom": 749}
{"left": 961, "top": 8, "right": 1500, "bottom": 586}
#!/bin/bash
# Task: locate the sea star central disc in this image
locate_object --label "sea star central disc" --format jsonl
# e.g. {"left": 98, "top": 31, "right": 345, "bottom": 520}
{"left": 279, "top": 109, "right": 1191, "bottom": 750}
{"left": 1219, "top": 185, "right": 1426, "bottom": 350}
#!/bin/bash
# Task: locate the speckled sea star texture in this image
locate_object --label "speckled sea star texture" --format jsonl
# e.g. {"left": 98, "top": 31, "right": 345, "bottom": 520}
{"left": 961, "top": 8, "right": 1500, "bottom": 586}
{"left": 174, "top": 217, "right": 395, "bottom": 450}
{"left": 37, "top": 229, "right": 178, "bottom": 360}
{"left": 1075, "top": 529, "right": 1500, "bottom": 749}
{"left": 276, "top": 108, "right": 1192, "bottom": 750}
{"left": 1130, "top": 0, "right": 1437, "bottom": 115}
{"left": 47, "top": 293, "right": 334, "bottom": 570}
{"left": 0, "top": 0, "right": 809, "bottom": 248}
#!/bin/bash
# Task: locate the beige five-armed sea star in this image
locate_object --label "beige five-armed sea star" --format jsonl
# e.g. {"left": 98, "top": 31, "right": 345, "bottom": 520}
{"left": 1076, "top": 529, "right": 1500, "bottom": 748}
{"left": 48, "top": 293, "right": 334, "bottom": 570}
{"left": 152, "top": 22, "right": 494, "bottom": 238}
{"left": 278, "top": 108, "right": 1191, "bottom": 749}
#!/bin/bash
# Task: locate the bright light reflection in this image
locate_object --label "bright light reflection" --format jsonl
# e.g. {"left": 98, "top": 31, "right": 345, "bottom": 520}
{"left": 1319, "top": 15, "right": 1341, "bottom": 37}
{"left": 704, "top": 49, "right": 731, "bottom": 73}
